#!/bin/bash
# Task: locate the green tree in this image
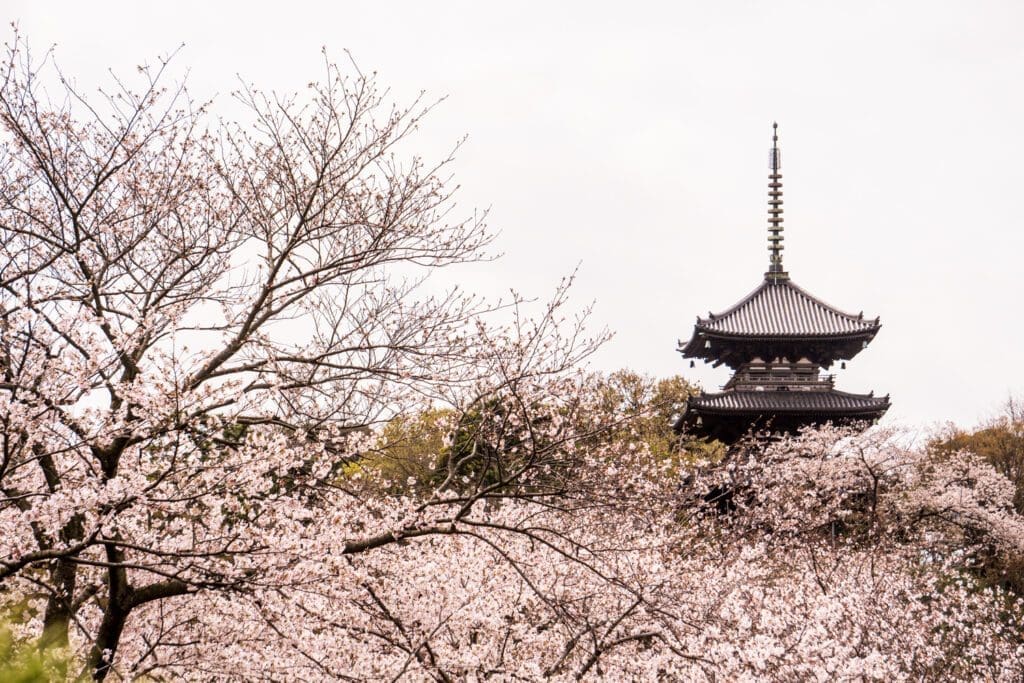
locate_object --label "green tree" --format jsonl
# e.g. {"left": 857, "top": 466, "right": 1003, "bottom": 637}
{"left": 0, "top": 608, "right": 78, "bottom": 682}
{"left": 356, "top": 371, "right": 718, "bottom": 498}
{"left": 356, "top": 408, "right": 453, "bottom": 493}
{"left": 930, "top": 398, "right": 1024, "bottom": 514}
{"left": 587, "top": 370, "right": 723, "bottom": 465}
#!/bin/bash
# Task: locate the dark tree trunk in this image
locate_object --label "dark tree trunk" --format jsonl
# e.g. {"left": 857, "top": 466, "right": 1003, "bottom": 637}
{"left": 40, "top": 507, "right": 84, "bottom": 651}
{"left": 86, "top": 544, "right": 130, "bottom": 682}
{"left": 41, "top": 556, "right": 78, "bottom": 648}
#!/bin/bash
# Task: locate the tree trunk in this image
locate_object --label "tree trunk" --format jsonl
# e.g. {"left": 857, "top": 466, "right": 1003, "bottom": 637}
{"left": 40, "top": 509, "right": 84, "bottom": 651}
{"left": 88, "top": 600, "right": 128, "bottom": 682}
{"left": 41, "top": 556, "right": 78, "bottom": 649}
{"left": 86, "top": 544, "right": 130, "bottom": 682}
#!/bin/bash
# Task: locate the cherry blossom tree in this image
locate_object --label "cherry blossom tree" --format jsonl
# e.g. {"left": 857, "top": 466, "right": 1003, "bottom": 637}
{"left": 2, "top": 32, "right": 1024, "bottom": 681}
{"left": 36, "top": 424, "right": 1020, "bottom": 680}
{"left": 0, "top": 34, "right": 612, "bottom": 679}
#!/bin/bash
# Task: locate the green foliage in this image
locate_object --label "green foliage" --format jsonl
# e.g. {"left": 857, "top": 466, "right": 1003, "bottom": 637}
{"left": 929, "top": 399, "right": 1024, "bottom": 594}
{"left": 359, "top": 391, "right": 579, "bottom": 497}
{"left": 930, "top": 398, "right": 1024, "bottom": 514}
{"left": 680, "top": 435, "right": 728, "bottom": 465}
{"left": 588, "top": 370, "right": 722, "bottom": 468}
{"left": 359, "top": 408, "right": 453, "bottom": 493}
{"left": 436, "top": 397, "right": 556, "bottom": 495}
{"left": 351, "top": 371, "right": 722, "bottom": 497}
{"left": 0, "top": 609, "right": 79, "bottom": 682}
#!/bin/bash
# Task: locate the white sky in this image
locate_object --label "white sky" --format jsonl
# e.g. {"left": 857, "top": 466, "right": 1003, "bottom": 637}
{"left": 9, "top": 0, "right": 1024, "bottom": 429}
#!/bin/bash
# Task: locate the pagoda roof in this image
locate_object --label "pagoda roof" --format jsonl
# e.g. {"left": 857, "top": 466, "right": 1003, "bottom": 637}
{"left": 675, "top": 388, "right": 890, "bottom": 443}
{"left": 686, "top": 388, "right": 890, "bottom": 415}
{"left": 680, "top": 278, "right": 880, "bottom": 359}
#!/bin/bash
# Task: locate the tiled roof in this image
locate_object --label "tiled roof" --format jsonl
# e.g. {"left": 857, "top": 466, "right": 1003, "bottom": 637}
{"left": 694, "top": 279, "right": 879, "bottom": 338}
{"left": 689, "top": 389, "right": 890, "bottom": 414}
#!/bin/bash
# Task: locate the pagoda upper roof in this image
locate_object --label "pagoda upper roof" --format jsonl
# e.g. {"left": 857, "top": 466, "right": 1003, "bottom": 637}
{"left": 680, "top": 277, "right": 880, "bottom": 358}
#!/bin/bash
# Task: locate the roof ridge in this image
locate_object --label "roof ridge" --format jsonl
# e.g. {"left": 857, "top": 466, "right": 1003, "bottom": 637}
{"left": 781, "top": 279, "right": 875, "bottom": 323}
{"left": 696, "top": 278, "right": 879, "bottom": 332}
{"left": 696, "top": 279, "right": 770, "bottom": 325}
{"left": 716, "top": 387, "right": 888, "bottom": 400}
{"left": 688, "top": 390, "right": 891, "bottom": 411}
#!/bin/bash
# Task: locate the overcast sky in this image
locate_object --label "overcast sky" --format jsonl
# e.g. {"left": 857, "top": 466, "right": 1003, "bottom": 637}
{"left": 9, "top": 1, "right": 1024, "bottom": 429}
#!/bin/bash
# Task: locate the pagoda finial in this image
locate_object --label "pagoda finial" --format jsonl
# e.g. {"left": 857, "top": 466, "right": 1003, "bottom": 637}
{"left": 766, "top": 122, "right": 788, "bottom": 282}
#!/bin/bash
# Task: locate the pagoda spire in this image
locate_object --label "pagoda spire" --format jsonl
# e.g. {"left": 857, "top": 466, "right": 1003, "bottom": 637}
{"left": 766, "top": 122, "right": 788, "bottom": 282}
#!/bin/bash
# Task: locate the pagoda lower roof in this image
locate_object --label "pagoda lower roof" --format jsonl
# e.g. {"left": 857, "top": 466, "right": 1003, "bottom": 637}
{"left": 687, "top": 389, "right": 890, "bottom": 415}
{"left": 680, "top": 277, "right": 880, "bottom": 359}
{"left": 676, "top": 388, "right": 890, "bottom": 444}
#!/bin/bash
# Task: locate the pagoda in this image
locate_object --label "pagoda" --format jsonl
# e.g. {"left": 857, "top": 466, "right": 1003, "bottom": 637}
{"left": 677, "top": 124, "right": 890, "bottom": 444}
